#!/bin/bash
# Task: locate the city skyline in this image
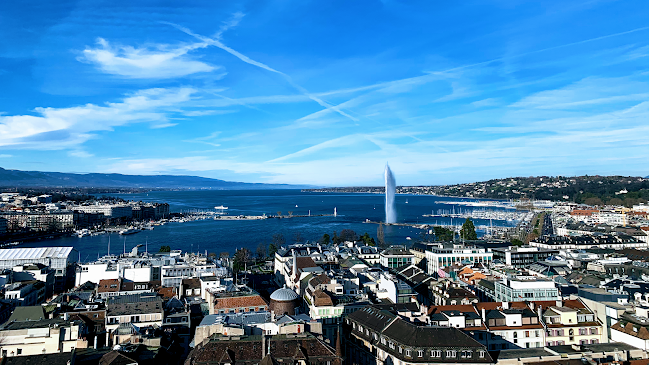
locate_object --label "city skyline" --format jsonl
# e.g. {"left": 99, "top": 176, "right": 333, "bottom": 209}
{"left": 0, "top": 1, "right": 648, "bottom": 186}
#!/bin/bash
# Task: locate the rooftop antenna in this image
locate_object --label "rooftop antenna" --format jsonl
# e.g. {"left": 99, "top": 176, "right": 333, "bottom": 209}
{"left": 108, "top": 235, "right": 111, "bottom": 257}
{"left": 145, "top": 237, "right": 148, "bottom": 255}
{"left": 123, "top": 237, "right": 126, "bottom": 256}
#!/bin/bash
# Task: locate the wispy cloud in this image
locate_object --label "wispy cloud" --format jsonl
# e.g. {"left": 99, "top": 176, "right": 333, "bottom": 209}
{"left": 0, "top": 88, "right": 196, "bottom": 149}
{"left": 183, "top": 131, "right": 222, "bottom": 147}
{"left": 68, "top": 150, "right": 93, "bottom": 158}
{"left": 79, "top": 38, "right": 216, "bottom": 79}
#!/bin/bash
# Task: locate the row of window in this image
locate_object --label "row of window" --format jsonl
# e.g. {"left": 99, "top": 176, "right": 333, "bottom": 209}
{"left": 352, "top": 321, "right": 486, "bottom": 359}
{"left": 217, "top": 306, "right": 266, "bottom": 314}
{"left": 547, "top": 339, "right": 599, "bottom": 346}
{"left": 547, "top": 328, "right": 598, "bottom": 336}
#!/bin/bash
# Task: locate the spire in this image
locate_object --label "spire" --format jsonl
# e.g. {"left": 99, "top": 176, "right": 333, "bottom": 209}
{"left": 335, "top": 328, "right": 342, "bottom": 357}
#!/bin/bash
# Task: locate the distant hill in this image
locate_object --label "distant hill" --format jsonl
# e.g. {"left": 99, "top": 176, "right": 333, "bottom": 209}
{"left": 0, "top": 167, "right": 305, "bottom": 190}
{"left": 306, "top": 175, "right": 649, "bottom": 206}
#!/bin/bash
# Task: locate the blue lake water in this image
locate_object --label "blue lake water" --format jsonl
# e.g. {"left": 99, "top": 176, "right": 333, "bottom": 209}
{"left": 24, "top": 190, "right": 517, "bottom": 262}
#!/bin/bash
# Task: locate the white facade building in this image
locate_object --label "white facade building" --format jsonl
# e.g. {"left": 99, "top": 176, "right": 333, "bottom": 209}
{"left": 425, "top": 244, "right": 493, "bottom": 275}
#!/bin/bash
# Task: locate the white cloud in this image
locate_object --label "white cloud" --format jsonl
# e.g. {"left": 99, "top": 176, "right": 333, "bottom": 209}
{"left": 0, "top": 88, "right": 196, "bottom": 149}
{"left": 79, "top": 38, "right": 217, "bottom": 79}
{"left": 0, "top": 154, "right": 12, "bottom": 158}
{"left": 68, "top": 150, "right": 93, "bottom": 158}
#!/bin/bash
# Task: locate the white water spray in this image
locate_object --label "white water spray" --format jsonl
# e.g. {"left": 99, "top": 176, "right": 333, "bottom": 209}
{"left": 385, "top": 164, "right": 396, "bottom": 224}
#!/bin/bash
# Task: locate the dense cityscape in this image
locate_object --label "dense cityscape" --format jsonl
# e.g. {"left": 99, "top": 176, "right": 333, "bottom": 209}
{"left": 2, "top": 0, "right": 648, "bottom": 364}
{"left": 0, "top": 181, "right": 648, "bottom": 365}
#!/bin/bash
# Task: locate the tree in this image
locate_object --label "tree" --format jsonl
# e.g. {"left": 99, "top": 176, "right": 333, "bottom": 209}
{"left": 219, "top": 252, "right": 230, "bottom": 261}
{"left": 277, "top": 211, "right": 282, "bottom": 217}
{"left": 256, "top": 242, "right": 267, "bottom": 261}
{"left": 288, "top": 211, "right": 293, "bottom": 217}
{"left": 233, "top": 248, "right": 251, "bottom": 272}
{"left": 272, "top": 233, "right": 286, "bottom": 247}
{"left": 584, "top": 197, "right": 603, "bottom": 206}
{"left": 268, "top": 243, "right": 278, "bottom": 258}
{"left": 339, "top": 229, "right": 358, "bottom": 242}
{"left": 377, "top": 224, "right": 386, "bottom": 247}
{"left": 320, "top": 233, "right": 331, "bottom": 245}
{"left": 293, "top": 232, "right": 303, "bottom": 244}
{"left": 511, "top": 238, "right": 524, "bottom": 247}
{"left": 433, "top": 226, "right": 455, "bottom": 242}
{"left": 332, "top": 231, "right": 341, "bottom": 245}
{"left": 360, "top": 232, "right": 375, "bottom": 246}
{"left": 159, "top": 245, "right": 171, "bottom": 252}
{"left": 459, "top": 218, "right": 478, "bottom": 240}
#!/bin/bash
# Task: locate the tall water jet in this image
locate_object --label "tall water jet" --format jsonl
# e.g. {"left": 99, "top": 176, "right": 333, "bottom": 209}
{"left": 385, "top": 164, "right": 396, "bottom": 224}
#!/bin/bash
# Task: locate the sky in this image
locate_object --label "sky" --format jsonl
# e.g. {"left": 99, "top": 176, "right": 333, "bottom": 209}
{"left": 0, "top": 0, "right": 648, "bottom": 186}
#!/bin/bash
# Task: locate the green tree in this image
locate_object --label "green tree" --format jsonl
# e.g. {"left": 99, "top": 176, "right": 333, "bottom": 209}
{"left": 268, "top": 243, "right": 278, "bottom": 257}
{"left": 511, "top": 238, "right": 524, "bottom": 247}
{"left": 332, "top": 231, "right": 341, "bottom": 245}
{"left": 320, "top": 233, "right": 331, "bottom": 245}
{"left": 433, "top": 226, "right": 455, "bottom": 242}
{"left": 233, "top": 248, "right": 251, "bottom": 272}
{"left": 460, "top": 218, "right": 478, "bottom": 240}
{"left": 159, "top": 245, "right": 171, "bottom": 252}
{"left": 360, "top": 232, "right": 376, "bottom": 246}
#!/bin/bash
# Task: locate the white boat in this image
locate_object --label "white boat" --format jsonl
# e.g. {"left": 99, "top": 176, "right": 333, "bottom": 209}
{"left": 76, "top": 229, "right": 91, "bottom": 238}
{"left": 214, "top": 205, "right": 229, "bottom": 210}
{"left": 119, "top": 227, "right": 140, "bottom": 235}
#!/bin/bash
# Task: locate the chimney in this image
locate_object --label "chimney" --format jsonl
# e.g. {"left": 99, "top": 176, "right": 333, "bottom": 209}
{"left": 481, "top": 308, "right": 486, "bottom": 321}
{"left": 556, "top": 300, "right": 562, "bottom": 307}
{"left": 537, "top": 305, "right": 542, "bottom": 319}
{"left": 502, "top": 302, "right": 509, "bottom": 310}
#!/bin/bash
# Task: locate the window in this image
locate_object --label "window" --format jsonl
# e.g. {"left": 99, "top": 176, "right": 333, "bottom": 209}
{"left": 446, "top": 350, "right": 456, "bottom": 358}
{"left": 399, "top": 346, "right": 403, "bottom": 354}
{"left": 479, "top": 350, "right": 486, "bottom": 358}
{"left": 17, "top": 349, "right": 22, "bottom": 355}
{"left": 405, "top": 349, "right": 411, "bottom": 357}
{"left": 591, "top": 339, "right": 599, "bottom": 344}
{"left": 431, "top": 350, "right": 441, "bottom": 357}
{"left": 418, "top": 350, "right": 423, "bottom": 357}
{"left": 389, "top": 341, "right": 394, "bottom": 349}
{"left": 590, "top": 328, "right": 598, "bottom": 335}
{"left": 381, "top": 337, "right": 386, "bottom": 345}
{"left": 525, "top": 331, "right": 530, "bottom": 337}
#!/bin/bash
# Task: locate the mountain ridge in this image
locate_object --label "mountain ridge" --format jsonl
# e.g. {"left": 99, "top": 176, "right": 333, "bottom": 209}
{"left": 0, "top": 167, "right": 306, "bottom": 190}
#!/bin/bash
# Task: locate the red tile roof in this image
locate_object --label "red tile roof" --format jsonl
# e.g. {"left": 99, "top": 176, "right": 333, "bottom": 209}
{"left": 213, "top": 294, "right": 268, "bottom": 310}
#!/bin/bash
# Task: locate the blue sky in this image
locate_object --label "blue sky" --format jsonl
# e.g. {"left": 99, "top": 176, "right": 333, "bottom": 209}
{"left": 0, "top": 0, "right": 648, "bottom": 186}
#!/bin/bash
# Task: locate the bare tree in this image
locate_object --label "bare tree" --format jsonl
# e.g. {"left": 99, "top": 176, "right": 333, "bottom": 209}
{"left": 377, "top": 224, "right": 386, "bottom": 247}
{"left": 293, "top": 232, "right": 303, "bottom": 244}
{"left": 256, "top": 242, "right": 267, "bottom": 260}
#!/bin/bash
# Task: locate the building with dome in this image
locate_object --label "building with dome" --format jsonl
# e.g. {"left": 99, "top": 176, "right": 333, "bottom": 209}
{"left": 269, "top": 286, "right": 300, "bottom": 316}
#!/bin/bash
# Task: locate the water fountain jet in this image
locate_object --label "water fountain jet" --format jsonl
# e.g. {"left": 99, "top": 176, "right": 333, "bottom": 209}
{"left": 385, "top": 164, "right": 396, "bottom": 224}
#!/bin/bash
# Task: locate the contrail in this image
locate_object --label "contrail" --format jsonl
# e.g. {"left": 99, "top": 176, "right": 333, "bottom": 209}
{"left": 163, "top": 21, "right": 359, "bottom": 122}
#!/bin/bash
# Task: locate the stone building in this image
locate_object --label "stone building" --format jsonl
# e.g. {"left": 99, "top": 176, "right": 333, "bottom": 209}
{"left": 269, "top": 286, "right": 300, "bottom": 316}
